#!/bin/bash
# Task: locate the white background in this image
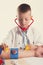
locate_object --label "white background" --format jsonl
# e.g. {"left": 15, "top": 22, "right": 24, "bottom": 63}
{"left": 0, "top": 0, "right": 43, "bottom": 43}
{"left": 0, "top": 0, "right": 43, "bottom": 65}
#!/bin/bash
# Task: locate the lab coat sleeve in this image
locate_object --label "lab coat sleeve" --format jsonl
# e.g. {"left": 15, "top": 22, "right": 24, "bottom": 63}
{"left": 2, "top": 30, "right": 13, "bottom": 48}
{"left": 35, "top": 34, "right": 43, "bottom": 45}
{"left": 31, "top": 21, "right": 43, "bottom": 45}
{"left": 32, "top": 27, "right": 43, "bottom": 45}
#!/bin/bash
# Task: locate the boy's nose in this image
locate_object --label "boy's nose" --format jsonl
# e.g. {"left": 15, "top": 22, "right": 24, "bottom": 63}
{"left": 22, "top": 19, "right": 26, "bottom": 24}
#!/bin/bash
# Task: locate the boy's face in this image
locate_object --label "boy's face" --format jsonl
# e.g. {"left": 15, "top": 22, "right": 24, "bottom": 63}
{"left": 18, "top": 11, "right": 31, "bottom": 28}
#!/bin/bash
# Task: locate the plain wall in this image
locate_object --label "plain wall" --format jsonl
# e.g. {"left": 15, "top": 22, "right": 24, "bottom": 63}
{"left": 0, "top": 0, "right": 43, "bottom": 43}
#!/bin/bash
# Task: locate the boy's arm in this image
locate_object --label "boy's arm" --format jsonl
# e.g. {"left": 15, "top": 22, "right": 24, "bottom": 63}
{"left": 0, "top": 48, "right": 35, "bottom": 59}
{"left": 18, "top": 49, "right": 35, "bottom": 58}
{"left": 1, "top": 44, "right": 42, "bottom": 59}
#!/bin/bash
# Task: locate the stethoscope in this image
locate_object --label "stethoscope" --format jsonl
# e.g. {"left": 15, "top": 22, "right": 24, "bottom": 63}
{"left": 14, "top": 17, "right": 34, "bottom": 31}
{"left": 14, "top": 17, "right": 34, "bottom": 49}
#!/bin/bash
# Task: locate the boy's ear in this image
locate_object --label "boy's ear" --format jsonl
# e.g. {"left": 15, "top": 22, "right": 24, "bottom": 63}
{"left": 30, "top": 16, "right": 33, "bottom": 19}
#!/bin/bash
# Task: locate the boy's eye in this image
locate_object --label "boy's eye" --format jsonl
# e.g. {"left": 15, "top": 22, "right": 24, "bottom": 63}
{"left": 25, "top": 18, "right": 29, "bottom": 21}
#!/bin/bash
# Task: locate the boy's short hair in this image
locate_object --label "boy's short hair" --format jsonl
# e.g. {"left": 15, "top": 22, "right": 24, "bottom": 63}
{"left": 18, "top": 3, "right": 31, "bottom": 13}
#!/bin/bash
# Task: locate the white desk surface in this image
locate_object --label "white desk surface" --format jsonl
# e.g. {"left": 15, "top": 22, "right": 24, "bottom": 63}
{"left": 5, "top": 57, "right": 43, "bottom": 65}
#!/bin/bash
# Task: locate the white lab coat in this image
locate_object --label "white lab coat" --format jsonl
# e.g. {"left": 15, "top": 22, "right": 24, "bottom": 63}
{"left": 3, "top": 20, "right": 43, "bottom": 48}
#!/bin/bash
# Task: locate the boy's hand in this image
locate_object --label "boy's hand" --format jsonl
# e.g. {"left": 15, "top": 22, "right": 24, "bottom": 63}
{"left": 1, "top": 43, "right": 8, "bottom": 49}
{"left": 0, "top": 43, "right": 10, "bottom": 59}
{"left": 35, "top": 45, "right": 43, "bottom": 57}
{"left": 0, "top": 43, "right": 9, "bottom": 51}
{"left": 1, "top": 49, "right": 10, "bottom": 59}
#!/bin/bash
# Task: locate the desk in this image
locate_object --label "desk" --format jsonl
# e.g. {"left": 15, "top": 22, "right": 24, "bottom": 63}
{"left": 5, "top": 57, "right": 43, "bottom": 65}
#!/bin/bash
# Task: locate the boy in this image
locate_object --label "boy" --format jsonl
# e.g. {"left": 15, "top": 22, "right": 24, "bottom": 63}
{"left": 0, "top": 3, "right": 43, "bottom": 59}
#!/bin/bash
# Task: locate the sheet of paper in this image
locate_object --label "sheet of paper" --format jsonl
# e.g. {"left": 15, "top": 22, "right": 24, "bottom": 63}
{"left": 5, "top": 57, "right": 43, "bottom": 65}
